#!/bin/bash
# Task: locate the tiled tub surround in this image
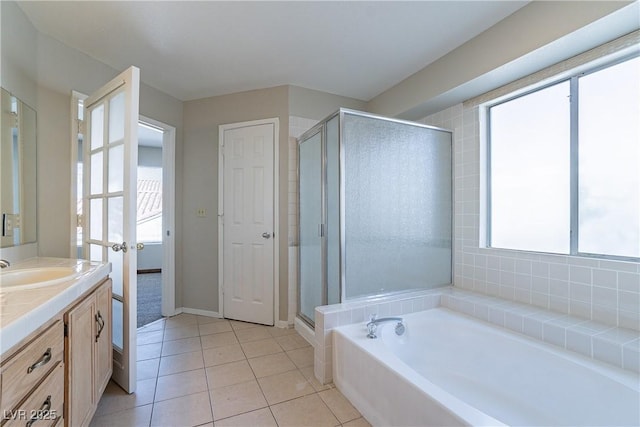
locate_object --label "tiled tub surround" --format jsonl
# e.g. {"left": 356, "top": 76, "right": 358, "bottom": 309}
{"left": 314, "top": 289, "right": 442, "bottom": 384}
{"left": 333, "top": 307, "right": 640, "bottom": 427}
{"left": 441, "top": 289, "right": 640, "bottom": 373}
{"left": 418, "top": 33, "right": 640, "bottom": 333}
{"left": 420, "top": 101, "right": 640, "bottom": 332}
{"left": 314, "top": 287, "right": 640, "bottom": 385}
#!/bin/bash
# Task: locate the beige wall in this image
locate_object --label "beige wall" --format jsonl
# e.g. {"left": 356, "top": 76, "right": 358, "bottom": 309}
{"left": 0, "top": 1, "right": 38, "bottom": 107}
{"left": 36, "top": 86, "right": 71, "bottom": 257}
{"left": 181, "top": 85, "right": 367, "bottom": 322}
{"left": 3, "top": 0, "right": 635, "bottom": 324}
{"left": 289, "top": 86, "right": 367, "bottom": 119}
{"left": 367, "top": 1, "right": 635, "bottom": 119}
{"left": 1, "top": 0, "right": 185, "bottom": 304}
{"left": 182, "top": 86, "right": 289, "bottom": 319}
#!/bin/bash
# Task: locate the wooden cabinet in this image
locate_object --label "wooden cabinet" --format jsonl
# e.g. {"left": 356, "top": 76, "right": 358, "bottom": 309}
{"left": 64, "top": 278, "right": 112, "bottom": 427}
{"left": 3, "top": 363, "right": 64, "bottom": 427}
{"left": 1, "top": 319, "right": 64, "bottom": 427}
{"left": 0, "top": 271, "right": 111, "bottom": 427}
{"left": 94, "top": 281, "right": 112, "bottom": 398}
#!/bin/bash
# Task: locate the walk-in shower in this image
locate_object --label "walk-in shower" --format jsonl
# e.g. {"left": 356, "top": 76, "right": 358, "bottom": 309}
{"left": 297, "top": 109, "right": 452, "bottom": 327}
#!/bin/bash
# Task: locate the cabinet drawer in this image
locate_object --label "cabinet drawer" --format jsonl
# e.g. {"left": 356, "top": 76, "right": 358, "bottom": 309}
{"left": 3, "top": 363, "right": 63, "bottom": 427}
{"left": 1, "top": 321, "right": 64, "bottom": 414}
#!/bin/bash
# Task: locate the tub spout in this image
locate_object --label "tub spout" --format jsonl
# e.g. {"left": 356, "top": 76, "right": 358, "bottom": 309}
{"left": 366, "top": 315, "right": 405, "bottom": 339}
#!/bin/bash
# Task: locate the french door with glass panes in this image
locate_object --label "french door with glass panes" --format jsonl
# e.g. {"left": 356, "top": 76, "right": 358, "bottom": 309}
{"left": 83, "top": 66, "right": 140, "bottom": 393}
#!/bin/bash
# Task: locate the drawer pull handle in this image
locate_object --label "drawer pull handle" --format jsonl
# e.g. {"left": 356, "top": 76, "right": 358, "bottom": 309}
{"left": 25, "top": 395, "right": 52, "bottom": 427}
{"left": 95, "top": 310, "right": 105, "bottom": 342}
{"left": 27, "top": 348, "right": 52, "bottom": 374}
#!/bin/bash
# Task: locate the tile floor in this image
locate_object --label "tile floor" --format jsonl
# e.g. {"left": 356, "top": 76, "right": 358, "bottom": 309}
{"left": 90, "top": 313, "right": 371, "bottom": 427}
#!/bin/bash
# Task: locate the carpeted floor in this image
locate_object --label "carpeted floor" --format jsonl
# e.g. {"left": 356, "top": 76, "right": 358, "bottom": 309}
{"left": 137, "top": 272, "right": 163, "bottom": 328}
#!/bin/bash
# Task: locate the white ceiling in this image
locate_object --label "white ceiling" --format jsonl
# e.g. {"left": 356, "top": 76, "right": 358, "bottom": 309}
{"left": 18, "top": 1, "right": 529, "bottom": 102}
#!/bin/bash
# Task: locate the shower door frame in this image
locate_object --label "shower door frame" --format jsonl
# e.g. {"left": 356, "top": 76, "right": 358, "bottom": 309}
{"left": 297, "top": 120, "right": 331, "bottom": 327}
{"left": 337, "top": 109, "right": 454, "bottom": 303}
{"left": 297, "top": 108, "right": 454, "bottom": 327}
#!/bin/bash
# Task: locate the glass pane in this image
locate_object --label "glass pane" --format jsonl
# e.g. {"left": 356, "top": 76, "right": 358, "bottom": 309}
{"left": 77, "top": 99, "right": 84, "bottom": 121}
{"left": 90, "top": 151, "right": 103, "bottom": 195}
{"left": 343, "top": 113, "right": 452, "bottom": 299}
{"left": 109, "top": 92, "right": 125, "bottom": 143}
{"left": 108, "top": 196, "right": 123, "bottom": 242}
{"left": 108, "top": 249, "right": 123, "bottom": 297}
{"left": 326, "top": 116, "right": 340, "bottom": 305}
{"left": 579, "top": 57, "right": 640, "bottom": 258}
{"left": 76, "top": 138, "right": 84, "bottom": 255}
{"left": 89, "top": 244, "right": 103, "bottom": 262}
{"left": 298, "top": 131, "right": 323, "bottom": 323}
{"left": 90, "top": 198, "right": 103, "bottom": 241}
{"left": 490, "top": 81, "right": 571, "bottom": 254}
{"left": 108, "top": 144, "right": 124, "bottom": 193}
{"left": 112, "top": 299, "right": 123, "bottom": 350}
{"left": 90, "top": 104, "right": 104, "bottom": 150}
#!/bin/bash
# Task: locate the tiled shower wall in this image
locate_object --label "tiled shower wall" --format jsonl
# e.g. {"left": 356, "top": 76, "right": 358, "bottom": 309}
{"left": 420, "top": 102, "right": 640, "bottom": 332}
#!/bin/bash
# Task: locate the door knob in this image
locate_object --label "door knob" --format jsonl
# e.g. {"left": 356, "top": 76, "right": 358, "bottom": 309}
{"left": 112, "top": 242, "right": 127, "bottom": 252}
{"left": 136, "top": 243, "right": 145, "bottom": 250}
{"left": 261, "top": 232, "right": 272, "bottom": 239}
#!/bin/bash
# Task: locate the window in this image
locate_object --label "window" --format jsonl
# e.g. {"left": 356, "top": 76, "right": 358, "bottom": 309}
{"left": 488, "top": 55, "right": 640, "bottom": 260}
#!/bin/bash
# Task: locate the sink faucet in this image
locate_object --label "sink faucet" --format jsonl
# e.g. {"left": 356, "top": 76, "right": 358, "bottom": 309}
{"left": 0, "top": 259, "right": 10, "bottom": 269}
{"left": 366, "top": 314, "right": 405, "bottom": 339}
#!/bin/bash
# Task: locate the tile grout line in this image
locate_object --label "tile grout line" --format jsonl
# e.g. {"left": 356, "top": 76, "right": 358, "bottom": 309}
{"left": 126, "top": 314, "right": 366, "bottom": 427}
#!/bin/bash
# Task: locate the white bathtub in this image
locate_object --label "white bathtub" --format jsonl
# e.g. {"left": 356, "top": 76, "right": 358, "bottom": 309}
{"left": 333, "top": 308, "right": 640, "bottom": 427}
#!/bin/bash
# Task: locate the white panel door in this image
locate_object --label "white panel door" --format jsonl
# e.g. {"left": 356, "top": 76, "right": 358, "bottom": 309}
{"left": 83, "top": 66, "right": 139, "bottom": 393}
{"left": 221, "top": 121, "right": 276, "bottom": 325}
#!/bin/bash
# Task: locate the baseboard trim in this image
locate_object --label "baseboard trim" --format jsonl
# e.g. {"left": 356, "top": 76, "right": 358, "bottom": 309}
{"left": 275, "top": 320, "right": 292, "bottom": 329}
{"left": 180, "top": 307, "right": 222, "bottom": 318}
{"left": 166, "top": 307, "right": 183, "bottom": 317}
{"left": 295, "top": 316, "right": 315, "bottom": 347}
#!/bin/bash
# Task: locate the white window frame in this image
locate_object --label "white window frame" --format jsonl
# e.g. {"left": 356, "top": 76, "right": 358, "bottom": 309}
{"left": 484, "top": 53, "right": 640, "bottom": 262}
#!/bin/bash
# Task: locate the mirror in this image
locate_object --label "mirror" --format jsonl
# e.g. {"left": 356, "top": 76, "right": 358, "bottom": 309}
{"left": 1, "top": 88, "right": 37, "bottom": 247}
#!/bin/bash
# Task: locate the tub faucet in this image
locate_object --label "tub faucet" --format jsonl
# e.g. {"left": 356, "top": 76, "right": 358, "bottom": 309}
{"left": 366, "top": 314, "right": 405, "bottom": 339}
{"left": 0, "top": 259, "right": 10, "bottom": 268}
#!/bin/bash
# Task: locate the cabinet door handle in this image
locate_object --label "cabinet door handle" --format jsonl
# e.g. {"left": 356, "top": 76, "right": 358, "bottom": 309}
{"left": 27, "top": 348, "right": 52, "bottom": 374}
{"left": 25, "top": 395, "right": 51, "bottom": 427}
{"left": 95, "top": 311, "right": 105, "bottom": 342}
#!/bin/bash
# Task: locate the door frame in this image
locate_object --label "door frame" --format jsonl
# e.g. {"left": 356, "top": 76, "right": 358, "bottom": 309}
{"left": 139, "top": 115, "right": 178, "bottom": 317}
{"left": 218, "top": 118, "right": 280, "bottom": 325}
{"left": 69, "top": 95, "right": 177, "bottom": 316}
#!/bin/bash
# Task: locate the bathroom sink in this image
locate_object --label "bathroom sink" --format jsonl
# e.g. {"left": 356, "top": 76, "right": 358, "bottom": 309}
{"left": 0, "top": 267, "right": 79, "bottom": 291}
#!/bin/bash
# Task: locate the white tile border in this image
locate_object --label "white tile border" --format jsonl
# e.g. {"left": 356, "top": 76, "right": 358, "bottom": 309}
{"left": 313, "top": 287, "right": 640, "bottom": 385}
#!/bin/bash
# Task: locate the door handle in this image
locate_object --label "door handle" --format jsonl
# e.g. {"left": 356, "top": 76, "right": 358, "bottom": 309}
{"left": 27, "top": 348, "right": 52, "bottom": 374}
{"left": 136, "top": 242, "right": 145, "bottom": 250}
{"left": 261, "top": 232, "right": 272, "bottom": 239}
{"left": 112, "top": 242, "right": 127, "bottom": 252}
{"left": 95, "top": 311, "right": 105, "bottom": 342}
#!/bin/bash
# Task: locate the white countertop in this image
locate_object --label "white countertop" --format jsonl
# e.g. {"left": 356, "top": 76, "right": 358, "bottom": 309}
{"left": 0, "top": 257, "right": 111, "bottom": 354}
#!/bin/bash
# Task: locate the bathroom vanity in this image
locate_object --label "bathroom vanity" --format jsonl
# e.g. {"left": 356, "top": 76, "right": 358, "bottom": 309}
{"left": 0, "top": 258, "right": 112, "bottom": 427}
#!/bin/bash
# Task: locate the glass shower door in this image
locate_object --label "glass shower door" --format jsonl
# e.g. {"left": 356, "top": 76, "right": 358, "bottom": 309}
{"left": 342, "top": 112, "right": 452, "bottom": 299}
{"left": 298, "top": 129, "right": 324, "bottom": 325}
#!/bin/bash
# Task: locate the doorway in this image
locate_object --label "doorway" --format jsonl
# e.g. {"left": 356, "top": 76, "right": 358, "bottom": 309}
{"left": 70, "top": 93, "right": 177, "bottom": 325}
{"left": 136, "top": 121, "right": 163, "bottom": 327}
